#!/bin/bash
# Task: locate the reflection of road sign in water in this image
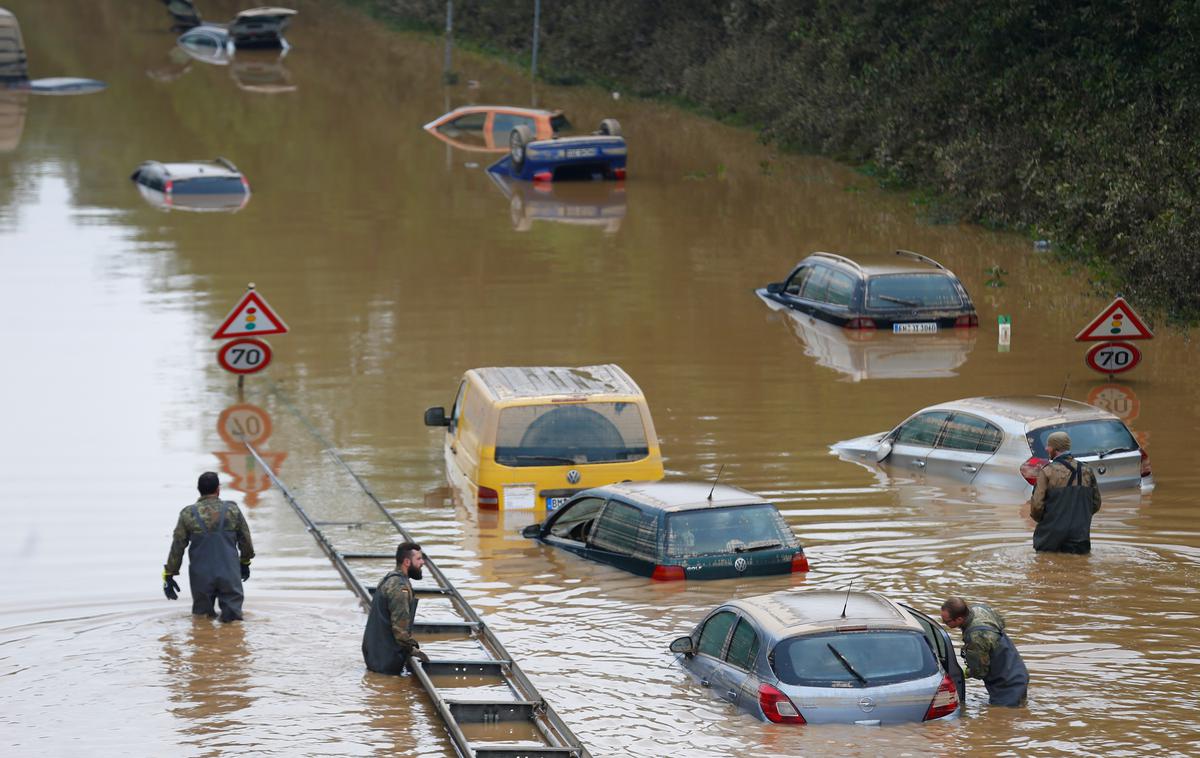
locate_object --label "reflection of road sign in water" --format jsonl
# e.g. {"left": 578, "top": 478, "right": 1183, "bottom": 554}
{"left": 1087, "top": 384, "right": 1140, "bottom": 423}
{"left": 212, "top": 288, "right": 289, "bottom": 339}
{"left": 217, "top": 402, "right": 273, "bottom": 446}
{"left": 214, "top": 450, "right": 287, "bottom": 506}
{"left": 1075, "top": 297, "right": 1153, "bottom": 341}
{"left": 1085, "top": 341, "right": 1141, "bottom": 375}
{"left": 218, "top": 337, "right": 273, "bottom": 375}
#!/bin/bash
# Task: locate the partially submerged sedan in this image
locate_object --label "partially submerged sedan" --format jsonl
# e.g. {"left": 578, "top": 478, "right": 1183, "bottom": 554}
{"left": 521, "top": 481, "right": 809, "bottom": 580}
{"left": 423, "top": 105, "right": 570, "bottom": 152}
{"left": 670, "top": 590, "right": 963, "bottom": 725}
{"left": 832, "top": 395, "right": 1152, "bottom": 491}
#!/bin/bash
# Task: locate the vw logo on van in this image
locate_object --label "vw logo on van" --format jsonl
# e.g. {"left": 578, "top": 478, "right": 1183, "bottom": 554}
{"left": 566, "top": 469, "right": 581, "bottom": 484}
{"left": 733, "top": 556, "right": 748, "bottom": 573}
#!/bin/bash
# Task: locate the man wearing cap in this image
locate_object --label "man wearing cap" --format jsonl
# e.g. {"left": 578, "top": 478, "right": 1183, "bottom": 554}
{"left": 1030, "top": 430, "right": 1102, "bottom": 553}
{"left": 162, "top": 471, "right": 255, "bottom": 622}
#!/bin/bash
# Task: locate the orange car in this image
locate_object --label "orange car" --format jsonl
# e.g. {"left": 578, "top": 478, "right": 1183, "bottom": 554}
{"left": 423, "top": 106, "right": 570, "bottom": 152}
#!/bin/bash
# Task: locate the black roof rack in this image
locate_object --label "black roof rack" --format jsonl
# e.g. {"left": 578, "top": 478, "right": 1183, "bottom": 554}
{"left": 894, "top": 249, "right": 946, "bottom": 270}
{"left": 809, "top": 251, "right": 865, "bottom": 273}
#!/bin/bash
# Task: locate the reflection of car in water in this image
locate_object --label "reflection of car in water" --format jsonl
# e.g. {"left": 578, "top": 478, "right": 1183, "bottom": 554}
{"left": 130, "top": 158, "right": 250, "bottom": 213}
{"left": 230, "top": 50, "right": 294, "bottom": 93}
{"left": 760, "top": 295, "right": 977, "bottom": 381}
{"left": 670, "top": 590, "right": 963, "bottom": 724}
{"left": 0, "top": 88, "right": 24, "bottom": 151}
{"left": 832, "top": 395, "right": 1153, "bottom": 493}
{"left": 521, "top": 481, "right": 809, "bottom": 581}
{"left": 488, "top": 118, "right": 626, "bottom": 182}
{"left": 487, "top": 169, "right": 626, "bottom": 233}
{"left": 423, "top": 105, "right": 570, "bottom": 152}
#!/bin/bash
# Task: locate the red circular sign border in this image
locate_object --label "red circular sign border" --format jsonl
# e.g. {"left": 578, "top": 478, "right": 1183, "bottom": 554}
{"left": 1084, "top": 341, "right": 1141, "bottom": 375}
{"left": 217, "top": 337, "right": 273, "bottom": 375}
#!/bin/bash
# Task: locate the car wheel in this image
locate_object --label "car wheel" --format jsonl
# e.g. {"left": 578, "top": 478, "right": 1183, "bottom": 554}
{"left": 510, "top": 125, "right": 533, "bottom": 170}
{"left": 598, "top": 118, "right": 622, "bottom": 137}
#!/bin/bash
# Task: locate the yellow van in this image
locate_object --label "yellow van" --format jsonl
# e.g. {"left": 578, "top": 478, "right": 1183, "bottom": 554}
{"left": 424, "top": 365, "right": 664, "bottom": 510}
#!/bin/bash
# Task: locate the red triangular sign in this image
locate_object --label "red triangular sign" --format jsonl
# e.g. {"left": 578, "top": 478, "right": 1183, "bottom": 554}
{"left": 212, "top": 290, "right": 289, "bottom": 340}
{"left": 1074, "top": 297, "right": 1153, "bottom": 341}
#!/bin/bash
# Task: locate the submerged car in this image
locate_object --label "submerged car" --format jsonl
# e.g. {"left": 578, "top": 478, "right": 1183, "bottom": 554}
{"left": 488, "top": 118, "right": 626, "bottom": 182}
{"left": 176, "top": 6, "right": 297, "bottom": 62}
{"left": 130, "top": 158, "right": 250, "bottom": 212}
{"left": 670, "top": 590, "right": 963, "bottom": 725}
{"left": 423, "top": 105, "right": 571, "bottom": 152}
{"left": 832, "top": 395, "right": 1153, "bottom": 491}
{"left": 521, "top": 481, "right": 809, "bottom": 580}
{"left": 757, "top": 250, "right": 978, "bottom": 332}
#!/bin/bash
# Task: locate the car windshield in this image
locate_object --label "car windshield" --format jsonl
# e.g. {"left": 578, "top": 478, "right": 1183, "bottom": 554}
{"left": 1028, "top": 419, "right": 1138, "bottom": 458}
{"left": 494, "top": 402, "right": 649, "bottom": 466}
{"left": 772, "top": 630, "right": 938, "bottom": 687}
{"left": 666, "top": 505, "right": 795, "bottom": 558}
{"left": 866, "top": 274, "right": 963, "bottom": 309}
{"left": 175, "top": 176, "right": 245, "bottom": 194}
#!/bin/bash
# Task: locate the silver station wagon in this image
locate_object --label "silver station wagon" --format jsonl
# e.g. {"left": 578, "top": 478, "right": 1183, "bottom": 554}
{"left": 832, "top": 395, "right": 1152, "bottom": 491}
{"left": 670, "top": 590, "right": 963, "bottom": 725}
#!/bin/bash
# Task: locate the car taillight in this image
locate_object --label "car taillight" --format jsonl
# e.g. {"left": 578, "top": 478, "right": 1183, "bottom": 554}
{"left": 613, "top": 168, "right": 627, "bottom": 180}
{"left": 845, "top": 317, "right": 876, "bottom": 330}
{"left": 791, "top": 553, "right": 810, "bottom": 573}
{"left": 533, "top": 170, "right": 553, "bottom": 182}
{"left": 758, "top": 683, "right": 805, "bottom": 724}
{"left": 923, "top": 674, "right": 959, "bottom": 721}
{"left": 164, "top": 179, "right": 174, "bottom": 195}
{"left": 1140, "top": 448, "right": 1152, "bottom": 477}
{"left": 1020, "top": 456, "right": 1046, "bottom": 485}
{"left": 477, "top": 486, "right": 499, "bottom": 509}
{"left": 955, "top": 314, "right": 979, "bottom": 327}
{"left": 241, "top": 177, "right": 251, "bottom": 192}
{"left": 651, "top": 565, "right": 685, "bottom": 581}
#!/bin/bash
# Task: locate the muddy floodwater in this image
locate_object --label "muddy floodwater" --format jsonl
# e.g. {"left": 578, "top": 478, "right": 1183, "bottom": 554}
{"left": 2, "top": 1, "right": 1199, "bottom": 756}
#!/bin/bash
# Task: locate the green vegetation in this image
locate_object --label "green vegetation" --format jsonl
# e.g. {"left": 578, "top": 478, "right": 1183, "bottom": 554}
{"left": 366, "top": 0, "right": 1200, "bottom": 320}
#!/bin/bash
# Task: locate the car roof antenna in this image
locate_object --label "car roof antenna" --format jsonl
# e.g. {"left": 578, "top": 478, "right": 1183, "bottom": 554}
{"left": 840, "top": 580, "right": 855, "bottom": 618}
{"left": 707, "top": 464, "right": 725, "bottom": 501}
{"left": 1055, "top": 374, "right": 1070, "bottom": 412}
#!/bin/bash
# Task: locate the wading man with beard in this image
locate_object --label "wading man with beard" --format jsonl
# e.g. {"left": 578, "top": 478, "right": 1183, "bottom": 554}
{"left": 362, "top": 541, "right": 430, "bottom": 674}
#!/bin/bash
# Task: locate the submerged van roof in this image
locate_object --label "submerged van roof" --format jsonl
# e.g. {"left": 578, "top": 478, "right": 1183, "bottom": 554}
{"left": 470, "top": 364, "right": 643, "bottom": 401}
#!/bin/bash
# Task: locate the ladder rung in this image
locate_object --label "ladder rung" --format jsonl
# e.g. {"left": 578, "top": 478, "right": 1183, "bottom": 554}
{"left": 447, "top": 700, "right": 538, "bottom": 723}
{"left": 414, "top": 586, "right": 452, "bottom": 595}
{"left": 471, "top": 747, "right": 581, "bottom": 758}
{"left": 413, "top": 620, "right": 479, "bottom": 634}
{"left": 423, "top": 659, "right": 510, "bottom": 676}
{"left": 339, "top": 552, "right": 396, "bottom": 560}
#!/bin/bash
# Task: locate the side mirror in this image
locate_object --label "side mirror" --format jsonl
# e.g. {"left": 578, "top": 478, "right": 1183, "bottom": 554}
{"left": 874, "top": 439, "right": 893, "bottom": 462}
{"left": 424, "top": 407, "right": 448, "bottom": 427}
{"left": 521, "top": 523, "right": 542, "bottom": 539}
{"left": 765, "top": 282, "right": 784, "bottom": 294}
{"left": 669, "top": 635, "right": 695, "bottom": 656}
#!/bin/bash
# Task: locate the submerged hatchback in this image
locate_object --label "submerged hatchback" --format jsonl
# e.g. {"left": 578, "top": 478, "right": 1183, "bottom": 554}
{"left": 521, "top": 481, "right": 809, "bottom": 580}
{"left": 757, "top": 250, "right": 978, "bottom": 332}
{"left": 670, "top": 590, "right": 963, "bottom": 725}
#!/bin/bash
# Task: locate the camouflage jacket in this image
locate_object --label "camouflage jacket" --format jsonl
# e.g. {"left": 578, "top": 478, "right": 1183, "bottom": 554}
{"left": 1030, "top": 455, "right": 1101, "bottom": 522}
{"left": 960, "top": 603, "right": 1008, "bottom": 680}
{"left": 379, "top": 572, "right": 419, "bottom": 650}
{"left": 164, "top": 495, "right": 255, "bottom": 575}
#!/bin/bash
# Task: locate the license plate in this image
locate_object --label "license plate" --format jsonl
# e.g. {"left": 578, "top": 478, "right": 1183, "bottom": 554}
{"left": 565, "top": 147, "right": 597, "bottom": 158}
{"left": 894, "top": 322, "right": 937, "bottom": 334}
{"left": 546, "top": 496, "right": 569, "bottom": 511}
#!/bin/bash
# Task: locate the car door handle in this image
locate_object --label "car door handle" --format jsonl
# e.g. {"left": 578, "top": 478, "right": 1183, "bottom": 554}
{"left": 961, "top": 464, "right": 978, "bottom": 473}
{"left": 700, "top": 678, "right": 710, "bottom": 687}
{"left": 912, "top": 460, "right": 925, "bottom": 468}
{"left": 726, "top": 689, "right": 738, "bottom": 701}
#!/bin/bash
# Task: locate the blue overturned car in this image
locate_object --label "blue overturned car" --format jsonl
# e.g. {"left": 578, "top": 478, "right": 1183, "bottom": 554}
{"left": 488, "top": 118, "right": 626, "bottom": 182}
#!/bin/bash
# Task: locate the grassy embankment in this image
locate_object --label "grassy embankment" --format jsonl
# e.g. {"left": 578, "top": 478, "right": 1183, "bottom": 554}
{"left": 355, "top": 0, "right": 1200, "bottom": 323}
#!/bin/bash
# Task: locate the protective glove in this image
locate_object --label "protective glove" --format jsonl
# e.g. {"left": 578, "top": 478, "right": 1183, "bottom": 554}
{"left": 163, "top": 572, "right": 180, "bottom": 600}
{"left": 240, "top": 563, "right": 251, "bottom": 581}
{"left": 408, "top": 648, "right": 430, "bottom": 670}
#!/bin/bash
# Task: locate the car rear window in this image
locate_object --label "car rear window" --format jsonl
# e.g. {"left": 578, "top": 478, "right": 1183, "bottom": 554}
{"left": 174, "top": 176, "right": 246, "bottom": 194}
{"left": 866, "top": 274, "right": 964, "bottom": 310}
{"left": 666, "top": 505, "right": 796, "bottom": 558}
{"left": 495, "top": 402, "right": 650, "bottom": 467}
{"left": 1027, "top": 419, "right": 1138, "bottom": 458}
{"left": 772, "top": 630, "right": 938, "bottom": 687}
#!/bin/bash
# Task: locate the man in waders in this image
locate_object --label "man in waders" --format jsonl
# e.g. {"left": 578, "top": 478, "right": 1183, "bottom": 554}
{"left": 1030, "top": 430, "right": 1102, "bottom": 554}
{"left": 163, "top": 471, "right": 255, "bottom": 622}
{"left": 362, "top": 541, "right": 430, "bottom": 675}
{"left": 941, "top": 597, "right": 1028, "bottom": 707}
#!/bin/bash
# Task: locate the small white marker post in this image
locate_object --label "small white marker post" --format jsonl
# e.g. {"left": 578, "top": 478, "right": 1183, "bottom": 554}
{"left": 998, "top": 315, "right": 1011, "bottom": 352}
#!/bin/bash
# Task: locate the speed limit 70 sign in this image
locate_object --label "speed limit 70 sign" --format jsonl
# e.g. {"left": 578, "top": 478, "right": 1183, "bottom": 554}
{"left": 1085, "top": 341, "right": 1141, "bottom": 375}
{"left": 217, "top": 337, "right": 273, "bottom": 375}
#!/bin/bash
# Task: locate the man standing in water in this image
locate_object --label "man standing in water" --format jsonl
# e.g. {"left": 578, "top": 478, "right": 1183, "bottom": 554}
{"left": 362, "top": 541, "right": 430, "bottom": 674}
{"left": 1030, "top": 430, "right": 1102, "bottom": 553}
{"left": 941, "top": 597, "right": 1029, "bottom": 706}
{"left": 163, "top": 471, "right": 255, "bottom": 622}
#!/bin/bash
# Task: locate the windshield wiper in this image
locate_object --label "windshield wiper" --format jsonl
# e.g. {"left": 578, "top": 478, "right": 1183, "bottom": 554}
{"left": 1096, "top": 446, "right": 1134, "bottom": 459}
{"left": 740, "top": 541, "right": 783, "bottom": 552}
{"left": 826, "top": 643, "right": 868, "bottom": 685}
{"left": 501, "top": 454, "right": 579, "bottom": 465}
{"left": 877, "top": 294, "right": 921, "bottom": 307}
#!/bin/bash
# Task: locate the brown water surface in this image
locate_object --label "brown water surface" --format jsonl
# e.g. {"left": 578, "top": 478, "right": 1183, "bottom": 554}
{"left": 2, "top": 1, "right": 1199, "bottom": 756}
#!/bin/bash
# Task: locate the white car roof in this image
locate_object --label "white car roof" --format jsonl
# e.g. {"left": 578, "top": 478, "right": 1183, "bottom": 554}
{"left": 731, "top": 590, "right": 924, "bottom": 640}
{"left": 149, "top": 159, "right": 243, "bottom": 179}
{"left": 921, "top": 395, "right": 1117, "bottom": 434}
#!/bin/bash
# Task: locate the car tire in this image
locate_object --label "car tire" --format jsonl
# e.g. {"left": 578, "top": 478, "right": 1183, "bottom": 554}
{"left": 510, "top": 125, "right": 533, "bottom": 170}
{"left": 598, "top": 118, "right": 622, "bottom": 137}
